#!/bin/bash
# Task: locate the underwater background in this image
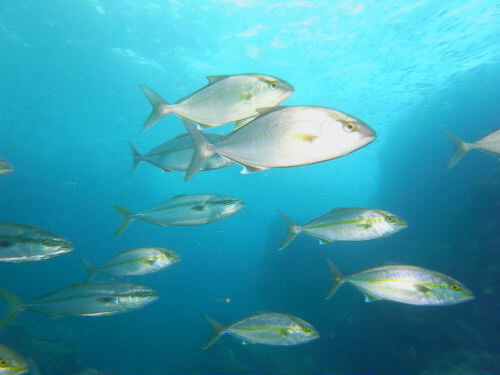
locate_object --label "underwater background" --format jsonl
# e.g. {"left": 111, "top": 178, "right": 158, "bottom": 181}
{"left": 1, "top": 0, "right": 500, "bottom": 374}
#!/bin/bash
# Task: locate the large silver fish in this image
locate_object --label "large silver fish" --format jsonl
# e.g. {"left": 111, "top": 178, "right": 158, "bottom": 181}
{"left": 443, "top": 128, "right": 500, "bottom": 168}
{"left": 326, "top": 259, "right": 474, "bottom": 306}
{"left": 0, "top": 158, "right": 14, "bottom": 177}
{"left": 277, "top": 208, "right": 407, "bottom": 250}
{"left": 183, "top": 106, "right": 376, "bottom": 181}
{"left": 140, "top": 74, "right": 294, "bottom": 131}
{"left": 0, "top": 344, "right": 28, "bottom": 375}
{"left": 83, "top": 247, "right": 181, "bottom": 280}
{"left": 0, "top": 282, "right": 158, "bottom": 331}
{"left": 129, "top": 133, "right": 232, "bottom": 174}
{"left": 114, "top": 194, "right": 245, "bottom": 236}
{"left": 203, "top": 312, "right": 319, "bottom": 349}
{"left": 0, "top": 222, "right": 73, "bottom": 263}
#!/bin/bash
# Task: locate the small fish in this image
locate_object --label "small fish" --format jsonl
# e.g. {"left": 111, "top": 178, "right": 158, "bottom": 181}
{"left": 82, "top": 247, "right": 181, "bottom": 280}
{"left": 183, "top": 106, "right": 376, "bottom": 181}
{"left": 0, "top": 158, "right": 14, "bottom": 177}
{"left": 140, "top": 74, "right": 294, "bottom": 131}
{"left": 0, "top": 344, "right": 28, "bottom": 375}
{"left": 0, "top": 222, "right": 73, "bottom": 263}
{"left": 0, "top": 281, "right": 158, "bottom": 331}
{"left": 203, "top": 312, "right": 319, "bottom": 349}
{"left": 128, "top": 133, "right": 232, "bottom": 175}
{"left": 443, "top": 128, "right": 500, "bottom": 168}
{"left": 325, "top": 259, "right": 474, "bottom": 306}
{"left": 114, "top": 194, "right": 245, "bottom": 237}
{"left": 277, "top": 208, "right": 407, "bottom": 250}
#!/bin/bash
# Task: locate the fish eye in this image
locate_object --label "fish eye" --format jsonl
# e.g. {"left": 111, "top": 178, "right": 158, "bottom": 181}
{"left": 224, "top": 200, "right": 234, "bottom": 205}
{"left": 343, "top": 122, "right": 356, "bottom": 132}
{"left": 43, "top": 240, "right": 52, "bottom": 246}
{"left": 0, "top": 359, "right": 10, "bottom": 366}
{"left": 302, "top": 326, "right": 311, "bottom": 333}
{"left": 136, "top": 292, "right": 148, "bottom": 298}
{"left": 450, "top": 284, "right": 460, "bottom": 291}
{"left": 270, "top": 81, "right": 279, "bottom": 88}
{"left": 385, "top": 216, "right": 395, "bottom": 223}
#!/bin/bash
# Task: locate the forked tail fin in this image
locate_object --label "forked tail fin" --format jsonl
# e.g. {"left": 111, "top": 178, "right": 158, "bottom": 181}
{"left": 325, "top": 258, "right": 345, "bottom": 300}
{"left": 82, "top": 258, "right": 98, "bottom": 281}
{"left": 139, "top": 85, "right": 173, "bottom": 132}
{"left": 277, "top": 210, "right": 302, "bottom": 251}
{"left": 183, "top": 119, "right": 216, "bottom": 181}
{"left": 203, "top": 315, "right": 226, "bottom": 350}
{"left": 0, "top": 288, "right": 26, "bottom": 331}
{"left": 114, "top": 205, "right": 135, "bottom": 237}
{"left": 442, "top": 129, "right": 473, "bottom": 169}
{"left": 128, "top": 142, "right": 144, "bottom": 176}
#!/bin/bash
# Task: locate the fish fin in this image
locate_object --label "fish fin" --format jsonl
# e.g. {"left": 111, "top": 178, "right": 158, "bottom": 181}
{"left": 325, "top": 258, "right": 345, "bottom": 300}
{"left": 203, "top": 315, "right": 226, "bottom": 350}
{"left": 416, "top": 285, "right": 431, "bottom": 294}
{"left": 97, "top": 297, "right": 118, "bottom": 304}
{"left": 442, "top": 129, "right": 472, "bottom": 169}
{"left": 277, "top": 210, "right": 302, "bottom": 251}
{"left": 182, "top": 119, "right": 216, "bottom": 181}
{"left": 128, "top": 142, "right": 143, "bottom": 176}
{"left": 191, "top": 205, "right": 205, "bottom": 211}
{"left": 139, "top": 85, "right": 173, "bottom": 132}
{"left": 255, "top": 106, "right": 283, "bottom": 116}
{"left": 82, "top": 258, "right": 97, "bottom": 282}
{"left": 358, "top": 223, "right": 371, "bottom": 229}
{"left": 0, "top": 288, "right": 26, "bottom": 332}
{"left": 279, "top": 328, "right": 289, "bottom": 337}
{"left": 234, "top": 117, "right": 255, "bottom": 130}
{"left": 330, "top": 207, "right": 348, "bottom": 213}
{"left": 241, "top": 340, "right": 249, "bottom": 346}
{"left": 206, "top": 75, "right": 229, "bottom": 84}
{"left": 197, "top": 123, "right": 213, "bottom": 130}
{"left": 318, "top": 238, "right": 334, "bottom": 245}
{"left": 143, "top": 258, "right": 156, "bottom": 266}
{"left": 241, "top": 165, "right": 267, "bottom": 174}
{"left": 294, "top": 133, "right": 319, "bottom": 143}
{"left": 362, "top": 292, "right": 382, "bottom": 303}
{"left": 114, "top": 205, "right": 135, "bottom": 237}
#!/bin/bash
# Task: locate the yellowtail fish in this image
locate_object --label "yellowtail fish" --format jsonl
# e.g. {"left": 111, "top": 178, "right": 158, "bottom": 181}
{"left": 0, "top": 344, "right": 28, "bottom": 375}
{"left": 326, "top": 259, "right": 474, "bottom": 306}
{"left": 114, "top": 194, "right": 245, "bottom": 237}
{"left": 0, "top": 281, "right": 158, "bottom": 331}
{"left": 203, "top": 312, "right": 319, "bottom": 349}
{"left": 0, "top": 222, "right": 73, "bottom": 263}
{"left": 128, "top": 133, "right": 232, "bottom": 175}
{"left": 183, "top": 106, "right": 376, "bottom": 181}
{"left": 277, "top": 208, "right": 407, "bottom": 251}
{"left": 82, "top": 247, "right": 180, "bottom": 281}
{"left": 443, "top": 128, "right": 500, "bottom": 168}
{"left": 0, "top": 158, "right": 13, "bottom": 177}
{"left": 140, "top": 74, "right": 294, "bottom": 131}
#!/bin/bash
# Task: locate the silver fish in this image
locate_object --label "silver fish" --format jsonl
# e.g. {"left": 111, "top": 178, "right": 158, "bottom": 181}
{"left": 183, "top": 106, "right": 376, "bottom": 181}
{"left": 0, "top": 344, "right": 28, "bottom": 375}
{"left": 0, "top": 282, "right": 158, "bottom": 331}
{"left": 326, "top": 259, "right": 474, "bottom": 306}
{"left": 0, "top": 158, "right": 13, "bottom": 177}
{"left": 443, "top": 128, "right": 500, "bottom": 168}
{"left": 203, "top": 312, "right": 319, "bottom": 349}
{"left": 140, "top": 74, "right": 294, "bottom": 131}
{"left": 0, "top": 222, "right": 73, "bottom": 263}
{"left": 129, "top": 133, "right": 232, "bottom": 174}
{"left": 277, "top": 208, "right": 407, "bottom": 250}
{"left": 114, "top": 194, "right": 245, "bottom": 236}
{"left": 83, "top": 247, "right": 181, "bottom": 280}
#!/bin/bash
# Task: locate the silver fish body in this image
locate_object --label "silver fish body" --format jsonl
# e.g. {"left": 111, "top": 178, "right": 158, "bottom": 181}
{"left": 184, "top": 106, "right": 376, "bottom": 180}
{"left": 204, "top": 312, "right": 319, "bottom": 349}
{"left": 140, "top": 74, "right": 294, "bottom": 131}
{"left": 0, "top": 344, "right": 28, "bottom": 375}
{"left": 114, "top": 194, "right": 245, "bottom": 236}
{"left": 443, "top": 128, "right": 500, "bottom": 168}
{"left": 83, "top": 247, "right": 181, "bottom": 280}
{"left": 326, "top": 259, "right": 474, "bottom": 306}
{"left": 0, "top": 222, "right": 73, "bottom": 263}
{"left": 0, "top": 158, "right": 13, "bottom": 177}
{"left": 277, "top": 208, "right": 407, "bottom": 250}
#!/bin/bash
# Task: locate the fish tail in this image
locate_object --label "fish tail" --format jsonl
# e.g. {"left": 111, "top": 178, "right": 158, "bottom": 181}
{"left": 0, "top": 288, "right": 25, "bottom": 331}
{"left": 203, "top": 315, "right": 226, "bottom": 350}
{"left": 277, "top": 210, "right": 302, "bottom": 251}
{"left": 442, "top": 129, "right": 473, "bottom": 169}
{"left": 128, "top": 142, "right": 144, "bottom": 176}
{"left": 139, "top": 85, "right": 173, "bottom": 132}
{"left": 114, "top": 205, "right": 135, "bottom": 237}
{"left": 325, "top": 258, "right": 345, "bottom": 300}
{"left": 182, "top": 119, "right": 216, "bottom": 181}
{"left": 82, "top": 258, "right": 97, "bottom": 281}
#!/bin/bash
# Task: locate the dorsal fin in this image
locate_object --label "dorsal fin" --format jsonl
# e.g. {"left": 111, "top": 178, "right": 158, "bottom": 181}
{"left": 206, "top": 75, "right": 229, "bottom": 84}
{"left": 255, "top": 106, "right": 284, "bottom": 116}
{"left": 330, "top": 207, "right": 348, "bottom": 213}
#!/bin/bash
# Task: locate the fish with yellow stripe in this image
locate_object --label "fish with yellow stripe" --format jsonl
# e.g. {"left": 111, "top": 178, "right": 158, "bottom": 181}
{"left": 277, "top": 208, "right": 407, "bottom": 250}
{"left": 325, "top": 259, "right": 474, "bottom": 306}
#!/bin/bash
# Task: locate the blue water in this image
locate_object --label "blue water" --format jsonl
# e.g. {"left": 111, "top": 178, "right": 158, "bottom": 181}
{"left": 1, "top": 1, "right": 500, "bottom": 374}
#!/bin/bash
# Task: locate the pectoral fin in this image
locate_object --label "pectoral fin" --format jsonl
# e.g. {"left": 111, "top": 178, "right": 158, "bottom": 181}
{"left": 416, "top": 285, "right": 431, "bottom": 294}
{"left": 97, "top": 297, "right": 118, "bottom": 305}
{"left": 191, "top": 205, "right": 206, "bottom": 211}
{"left": 294, "top": 133, "right": 319, "bottom": 143}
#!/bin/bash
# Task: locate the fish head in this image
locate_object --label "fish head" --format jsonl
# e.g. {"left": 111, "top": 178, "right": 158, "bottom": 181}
{"left": 211, "top": 196, "right": 246, "bottom": 217}
{"left": 119, "top": 286, "right": 159, "bottom": 310}
{"left": 433, "top": 276, "right": 475, "bottom": 305}
{"left": 38, "top": 237, "right": 73, "bottom": 258}
{"left": 372, "top": 210, "right": 408, "bottom": 236}
{"left": 157, "top": 248, "right": 181, "bottom": 267}
{"left": 288, "top": 319, "right": 320, "bottom": 343}
{"left": 0, "top": 345, "right": 28, "bottom": 375}
{"left": 253, "top": 75, "right": 294, "bottom": 107}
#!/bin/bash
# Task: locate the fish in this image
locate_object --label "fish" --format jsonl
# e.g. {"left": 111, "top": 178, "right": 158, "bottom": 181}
{"left": 325, "top": 259, "right": 474, "bottom": 306}
{"left": 82, "top": 247, "right": 181, "bottom": 281}
{"left": 114, "top": 194, "right": 245, "bottom": 237}
{"left": 443, "top": 128, "right": 500, "bottom": 168}
{"left": 128, "top": 133, "right": 233, "bottom": 175}
{"left": 183, "top": 106, "right": 376, "bottom": 181}
{"left": 0, "top": 222, "right": 73, "bottom": 263}
{"left": 203, "top": 312, "right": 319, "bottom": 349}
{"left": 0, "top": 344, "right": 28, "bottom": 375}
{"left": 140, "top": 74, "right": 294, "bottom": 131}
{"left": 0, "top": 281, "right": 158, "bottom": 331}
{"left": 277, "top": 208, "right": 407, "bottom": 250}
{"left": 0, "top": 158, "right": 14, "bottom": 177}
